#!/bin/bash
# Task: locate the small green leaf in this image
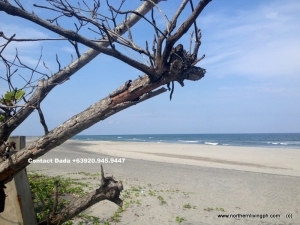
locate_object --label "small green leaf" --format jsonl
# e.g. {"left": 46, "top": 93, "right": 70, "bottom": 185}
{"left": 15, "top": 90, "right": 25, "bottom": 100}
{"left": 4, "top": 92, "right": 12, "bottom": 101}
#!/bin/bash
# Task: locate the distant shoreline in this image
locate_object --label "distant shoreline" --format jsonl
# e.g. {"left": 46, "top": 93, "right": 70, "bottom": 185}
{"left": 25, "top": 133, "right": 300, "bottom": 149}
{"left": 78, "top": 140, "right": 300, "bottom": 177}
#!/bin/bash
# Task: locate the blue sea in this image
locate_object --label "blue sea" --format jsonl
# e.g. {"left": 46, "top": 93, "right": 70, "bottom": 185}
{"left": 72, "top": 133, "right": 300, "bottom": 149}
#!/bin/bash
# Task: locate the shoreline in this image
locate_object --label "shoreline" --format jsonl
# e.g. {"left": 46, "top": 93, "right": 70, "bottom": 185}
{"left": 25, "top": 133, "right": 300, "bottom": 150}
{"left": 79, "top": 140, "right": 300, "bottom": 150}
{"left": 26, "top": 138, "right": 300, "bottom": 177}
{"left": 26, "top": 139, "right": 300, "bottom": 224}
{"left": 82, "top": 141, "right": 300, "bottom": 177}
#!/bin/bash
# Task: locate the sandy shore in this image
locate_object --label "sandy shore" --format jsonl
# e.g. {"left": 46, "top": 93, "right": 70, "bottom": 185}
{"left": 84, "top": 141, "right": 300, "bottom": 177}
{"left": 27, "top": 139, "right": 300, "bottom": 224}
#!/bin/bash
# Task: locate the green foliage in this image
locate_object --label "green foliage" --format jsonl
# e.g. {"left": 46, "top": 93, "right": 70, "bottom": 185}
{"left": 204, "top": 207, "right": 214, "bottom": 211}
{"left": 122, "top": 189, "right": 132, "bottom": 198}
{"left": 78, "top": 213, "right": 100, "bottom": 223}
{"left": 216, "top": 207, "right": 225, "bottom": 212}
{"left": 111, "top": 209, "right": 121, "bottom": 222}
{"left": 157, "top": 195, "right": 167, "bottom": 205}
{"left": 15, "top": 89, "right": 25, "bottom": 100}
{"left": 131, "top": 186, "right": 141, "bottom": 192}
{"left": 0, "top": 89, "right": 25, "bottom": 123}
{"left": 76, "top": 171, "right": 99, "bottom": 177}
{"left": 148, "top": 190, "right": 156, "bottom": 196}
{"left": 28, "top": 172, "right": 88, "bottom": 223}
{"left": 183, "top": 203, "right": 196, "bottom": 209}
{"left": 175, "top": 216, "right": 185, "bottom": 224}
{"left": 0, "top": 115, "right": 5, "bottom": 123}
{"left": 123, "top": 201, "right": 131, "bottom": 209}
{"left": 204, "top": 207, "right": 225, "bottom": 212}
{"left": 183, "top": 203, "right": 192, "bottom": 209}
{"left": 0, "top": 89, "right": 25, "bottom": 106}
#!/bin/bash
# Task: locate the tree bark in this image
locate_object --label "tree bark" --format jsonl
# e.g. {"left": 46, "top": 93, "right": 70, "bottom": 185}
{"left": 0, "top": 0, "right": 162, "bottom": 141}
{"left": 0, "top": 63, "right": 205, "bottom": 184}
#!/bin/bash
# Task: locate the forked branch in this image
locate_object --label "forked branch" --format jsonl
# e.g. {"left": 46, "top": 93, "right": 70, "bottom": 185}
{"left": 39, "top": 165, "right": 123, "bottom": 225}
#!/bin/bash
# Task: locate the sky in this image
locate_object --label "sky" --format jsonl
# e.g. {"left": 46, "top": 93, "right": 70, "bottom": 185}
{"left": 0, "top": 0, "right": 300, "bottom": 135}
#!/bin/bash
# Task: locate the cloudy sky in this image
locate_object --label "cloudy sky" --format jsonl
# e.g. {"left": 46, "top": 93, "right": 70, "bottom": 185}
{"left": 1, "top": 0, "right": 300, "bottom": 135}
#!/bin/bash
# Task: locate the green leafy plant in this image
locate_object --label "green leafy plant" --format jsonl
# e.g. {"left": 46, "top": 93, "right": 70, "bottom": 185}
{"left": 28, "top": 172, "right": 88, "bottom": 222}
{"left": 131, "top": 186, "right": 141, "bottom": 192}
{"left": 111, "top": 210, "right": 121, "bottom": 222}
{"left": 148, "top": 190, "right": 156, "bottom": 196}
{"left": 0, "top": 89, "right": 25, "bottom": 106}
{"left": 122, "top": 189, "right": 132, "bottom": 199}
{"left": 78, "top": 213, "right": 100, "bottom": 224}
{"left": 216, "top": 207, "right": 225, "bottom": 212}
{"left": 183, "top": 203, "right": 192, "bottom": 209}
{"left": 175, "top": 216, "right": 185, "bottom": 224}
{"left": 204, "top": 207, "right": 214, "bottom": 211}
{"left": 204, "top": 207, "right": 225, "bottom": 212}
{"left": 183, "top": 203, "right": 196, "bottom": 209}
{"left": 157, "top": 196, "right": 167, "bottom": 205}
{"left": 0, "top": 89, "right": 25, "bottom": 123}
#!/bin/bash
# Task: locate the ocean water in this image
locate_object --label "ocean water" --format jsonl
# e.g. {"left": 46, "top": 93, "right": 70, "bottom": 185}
{"left": 72, "top": 133, "right": 300, "bottom": 149}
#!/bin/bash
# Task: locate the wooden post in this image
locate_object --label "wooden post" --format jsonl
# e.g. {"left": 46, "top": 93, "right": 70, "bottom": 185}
{"left": 0, "top": 136, "right": 37, "bottom": 225}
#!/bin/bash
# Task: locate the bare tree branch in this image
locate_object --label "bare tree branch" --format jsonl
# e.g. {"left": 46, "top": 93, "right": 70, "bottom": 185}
{"left": 0, "top": 31, "right": 67, "bottom": 42}
{"left": 0, "top": 1, "right": 157, "bottom": 76}
{"left": 0, "top": 0, "right": 163, "bottom": 141}
{"left": 160, "top": 0, "right": 211, "bottom": 68}
{"left": 0, "top": 62, "right": 205, "bottom": 183}
{"left": 36, "top": 104, "right": 49, "bottom": 135}
{"left": 38, "top": 166, "right": 123, "bottom": 225}
{"left": 51, "top": 180, "right": 59, "bottom": 216}
{"left": 110, "top": 5, "right": 165, "bottom": 36}
{"left": 0, "top": 33, "right": 15, "bottom": 55}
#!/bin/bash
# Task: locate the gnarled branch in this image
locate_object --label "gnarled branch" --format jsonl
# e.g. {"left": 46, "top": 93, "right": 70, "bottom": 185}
{"left": 0, "top": 0, "right": 163, "bottom": 141}
{"left": 39, "top": 166, "right": 123, "bottom": 225}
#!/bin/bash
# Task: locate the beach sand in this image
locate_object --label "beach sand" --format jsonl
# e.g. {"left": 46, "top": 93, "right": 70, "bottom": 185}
{"left": 27, "top": 139, "right": 300, "bottom": 224}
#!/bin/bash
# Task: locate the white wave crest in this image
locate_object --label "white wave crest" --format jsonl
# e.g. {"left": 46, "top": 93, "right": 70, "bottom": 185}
{"left": 205, "top": 142, "right": 218, "bottom": 146}
{"left": 280, "top": 142, "right": 287, "bottom": 145}
{"left": 178, "top": 140, "right": 199, "bottom": 143}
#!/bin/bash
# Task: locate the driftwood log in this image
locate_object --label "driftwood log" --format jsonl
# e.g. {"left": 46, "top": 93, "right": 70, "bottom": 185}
{"left": 39, "top": 165, "right": 123, "bottom": 225}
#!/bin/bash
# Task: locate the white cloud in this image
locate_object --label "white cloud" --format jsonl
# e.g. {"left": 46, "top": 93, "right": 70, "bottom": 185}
{"left": 0, "top": 22, "right": 51, "bottom": 66}
{"left": 198, "top": 1, "right": 300, "bottom": 79}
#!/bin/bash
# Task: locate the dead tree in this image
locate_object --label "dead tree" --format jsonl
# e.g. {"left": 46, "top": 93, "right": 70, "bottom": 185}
{"left": 37, "top": 165, "right": 123, "bottom": 225}
{"left": 0, "top": 0, "right": 211, "bottom": 222}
